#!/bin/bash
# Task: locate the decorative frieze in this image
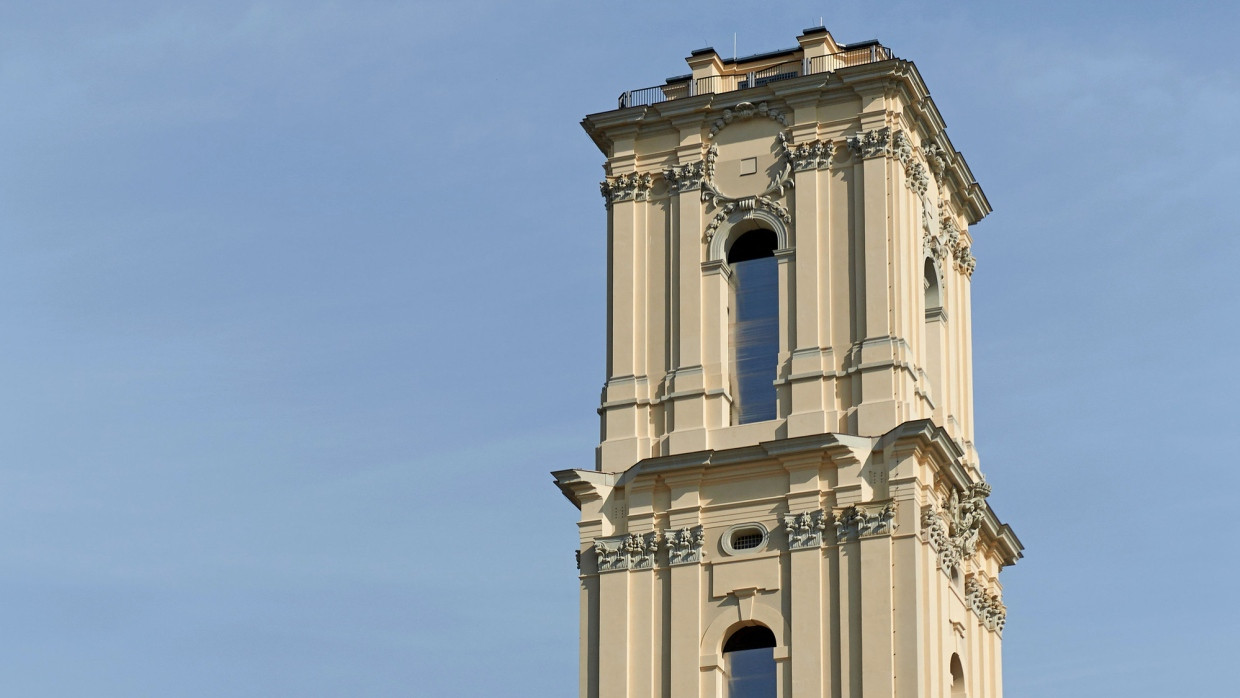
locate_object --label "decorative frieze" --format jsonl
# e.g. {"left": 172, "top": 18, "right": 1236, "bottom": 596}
{"left": 599, "top": 171, "right": 654, "bottom": 206}
{"left": 966, "top": 577, "right": 1007, "bottom": 632}
{"left": 784, "top": 137, "right": 834, "bottom": 172}
{"left": 663, "top": 160, "right": 706, "bottom": 194}
{"left": 782, "top": 509, "right": 827, "bottom": 549}
{"left": 708, "top": 101, "right": 788, "bottom": 139}
{"left": 834, "top": 502, "right": 897, "bottom": 540}
{"left": 593, "top": 532, "right": 659, "bottom": 572}
{"left": 846, "top": 127, "right": 892, "bottom": 159}
{"left": 663, "top": 526, "right": 705, "bottom": 565}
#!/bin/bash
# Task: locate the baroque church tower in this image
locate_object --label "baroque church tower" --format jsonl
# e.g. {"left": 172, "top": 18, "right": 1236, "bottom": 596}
{"left": 554, "top": 28, "right": 1022, "bottom": 698}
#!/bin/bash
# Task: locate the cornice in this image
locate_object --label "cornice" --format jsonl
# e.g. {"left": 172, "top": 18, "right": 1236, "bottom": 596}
{"left": 552, "top": 468, "right": 617, "bottom": 510}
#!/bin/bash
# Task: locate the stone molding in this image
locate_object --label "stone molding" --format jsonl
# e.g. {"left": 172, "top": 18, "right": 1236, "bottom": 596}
{"left": 846, "top": 127, "right": 892, "bottom": 160}
{"left": 664, "top": 526, "right": 705, "bottom": 566}
{"left": 834, "top": 502, "right": 897, "bottom": 540}
{"left": 707, "top": 101, "right": 788, "bottom": 139}
{"left": 599, "top": 171, "right": 654, "bottom": 207}
{"left": 781, "top": 509, "right": 827, "bottom": 549}
{"left": 593, "top": 532, "right": 659, "bottom": 572}
{"left": 966, "top": 576, "right": 1007, "bottom": 632}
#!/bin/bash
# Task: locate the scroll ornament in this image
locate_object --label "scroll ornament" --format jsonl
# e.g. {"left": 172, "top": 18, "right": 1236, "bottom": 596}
{"left": 966, "top": 577, "right": 1007, "bottom": 632}
{"left": 664, "top": 526, "right": 705, "bottom": 565}
{"left": 782, "top": 509, "right": 827, "bottom": 549}
{"left": 593, "top": 532, "right": 659, "bottom": 572}
{"left": 834, "top": 502, "right": 897, "bottom": 540}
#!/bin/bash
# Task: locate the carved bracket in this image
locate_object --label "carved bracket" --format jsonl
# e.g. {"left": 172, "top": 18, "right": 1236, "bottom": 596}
{"left": 782, "top": 509, "right": 827, "bottom": 549}
{"left": 966, "top": 577, "right": 1007, "bottom": 632}
{"left": 833, "top": 502, "right": 897, "bottom": 540}
{"left": 663, "top": 526, "right": 705, "bottom": 565}
{"left": 593, "top": 532, "right": 659, "bottom": 572}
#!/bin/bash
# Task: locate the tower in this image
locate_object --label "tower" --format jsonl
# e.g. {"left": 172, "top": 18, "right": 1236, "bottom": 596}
{"left": 554, "top": 28, "right": 1022, "bottom": 698}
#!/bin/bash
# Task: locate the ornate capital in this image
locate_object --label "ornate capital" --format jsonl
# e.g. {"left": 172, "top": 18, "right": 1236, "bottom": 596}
{"left": 708, "top": 101, "right": 788, "bottom": 139}
{"left": 593, "top": 532, "right": 659, "bottom": 572}
{"left": 784, "top": 137, "right": 834, "bottom": 172}
{"left": 600, "top": 171, "right": 654, "bottom": 207}
{"left": 846, "top": 127, "right": 891, "bottom": 160}
{"left": 834, "top": 502, "right": 897, "bottom": 540}
{"left": 782, "top": 509, "right": 827, "bottom": 549}
{"left": 921, "top": 502, "right": 961, "bottom": 574}
{"left": 966, "top": 577, "right": 1007, "bottom": 632}
{"left": 663, "top": 160, "right": 706, "bottom": 194}
{"left": 663, "top": 526, "right": 705, "bottom": 565}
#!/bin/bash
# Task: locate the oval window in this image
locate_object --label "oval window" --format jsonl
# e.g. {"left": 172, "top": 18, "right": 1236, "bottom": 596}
{"left": 722, "top": 523, "right": 769, "bottom": 555}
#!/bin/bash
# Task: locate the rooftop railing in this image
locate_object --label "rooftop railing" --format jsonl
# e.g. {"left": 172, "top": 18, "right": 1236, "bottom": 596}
{"left": 618, "top": 45, "right": 894, "bottom": 109}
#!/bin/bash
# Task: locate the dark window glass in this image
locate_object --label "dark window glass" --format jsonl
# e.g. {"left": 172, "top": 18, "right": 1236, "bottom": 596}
{"left": 724, "top": 626, "right": 777, "bottom": 698}
{"left": 728, "top": 230, "right": 778, "bottom": 425}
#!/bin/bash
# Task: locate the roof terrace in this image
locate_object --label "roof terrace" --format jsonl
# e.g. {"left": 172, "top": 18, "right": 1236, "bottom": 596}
{"left": 618, "top": 28, "right": 894, "bottom": 109}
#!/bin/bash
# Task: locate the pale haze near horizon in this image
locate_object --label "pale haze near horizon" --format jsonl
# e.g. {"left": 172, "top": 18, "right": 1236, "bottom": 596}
{"left": 1, "top": 2, "right": 1236, "bottom": 695}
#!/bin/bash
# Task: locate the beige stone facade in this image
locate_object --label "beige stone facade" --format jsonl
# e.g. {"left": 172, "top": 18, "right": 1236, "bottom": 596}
{"left": 555, "top": 28, "right": 1021, "bottom": 698}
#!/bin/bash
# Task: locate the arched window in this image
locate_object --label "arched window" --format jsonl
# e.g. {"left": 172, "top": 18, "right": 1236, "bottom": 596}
{"left": 723, "top": 625, "right": 777, "bottom": 698}
{"left": 923, "top": 258, "right": 945, "bottom": 416}
{"left": 950, "top": 653, "right": 967, "bottom": 698}
{"left": 727, "top": 229, "right": 778, "bottom": 424}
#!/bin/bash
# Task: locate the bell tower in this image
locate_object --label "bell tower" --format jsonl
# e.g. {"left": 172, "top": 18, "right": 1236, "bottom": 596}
{"left": 555, "top": 28, "right": 1022, "bottom": 698}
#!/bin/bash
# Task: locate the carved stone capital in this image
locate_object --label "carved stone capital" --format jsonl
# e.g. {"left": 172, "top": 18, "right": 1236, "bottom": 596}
{"left": 593, "top": 531, "right": 659, "bottom": 572}
{"left": 782, "top": 509, "right": 827, "bottom": 549}
{"left": 600, "top": 171, "right": 654, "bottom": 207}
{"left": 846, "top": 127, "right": 891, "bottom": 159}
{"left": 784, "top": 137, "right": 834, "bottom": 172}
{"left": 921, "top": 502, "right": 961, "bottom": 574}
{"left": 833, "top": 502, "right": 897, "bottom": 540}
{"left": 663, "top": 160, "right": 706, "bottom": 194}
{"left": 663, "top": 525, "right": 704, "bottom": 565}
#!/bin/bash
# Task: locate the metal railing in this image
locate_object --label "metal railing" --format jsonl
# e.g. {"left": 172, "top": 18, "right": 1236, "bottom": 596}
{"left": 618, "top": 45, "right": 894, "bottom": 109}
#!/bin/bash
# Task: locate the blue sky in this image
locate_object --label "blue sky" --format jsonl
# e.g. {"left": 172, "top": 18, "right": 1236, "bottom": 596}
{"left": 1, "top": 2, "right": 1236, "bottom": 695}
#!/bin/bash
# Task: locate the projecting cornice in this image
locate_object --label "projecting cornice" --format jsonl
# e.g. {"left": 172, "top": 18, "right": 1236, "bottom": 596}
{"left": 582, "top": 56, "right": 992, "bottom": 225}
